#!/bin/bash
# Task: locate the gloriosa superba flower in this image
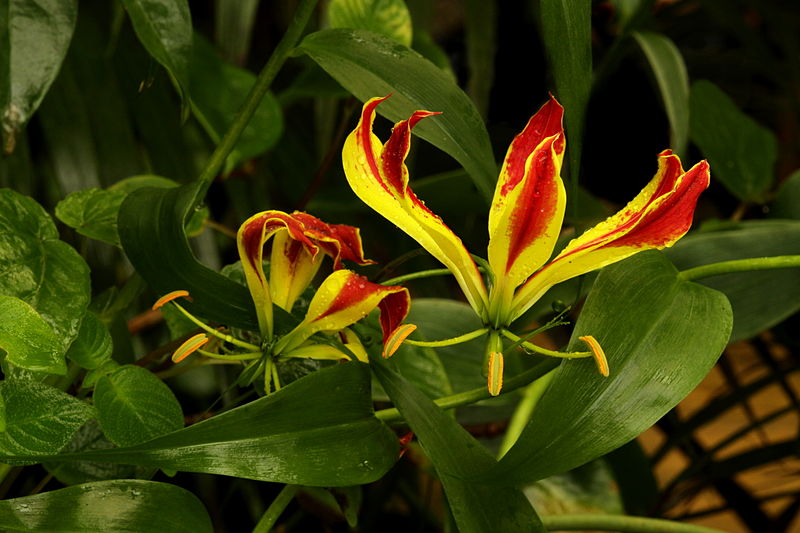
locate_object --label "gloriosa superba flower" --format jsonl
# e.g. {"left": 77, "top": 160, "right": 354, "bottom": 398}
{"left": 342, "top": 94, "right": 710, "bottom": 395}
{"left": 154, "top": 211, "right": 410, "bottom": 391}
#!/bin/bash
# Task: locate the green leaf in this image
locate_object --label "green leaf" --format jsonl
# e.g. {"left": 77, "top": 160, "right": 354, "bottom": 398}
{"left": 465, "top": 0, "right": 496, "bottom": 119}
{"left": 2, "top": 0, "right": 78, "bottom": 152}
{"left": 372, "top": 356, "right": 545, "bottom": 533}
{"left": 328, "top": 0, "right": 413, "bottom": 47}
{"left": 689, "top": 80, "right": 777, "bottom": 202}
{"left": 300, "top": 28, "right": 497, "bottom": 201}
{"left": 94, "top": 365, "right": 184, "bottom": 447}
{"left": 523, "top": 460, "right": 624, "bottom": 516}
{"left": 769, "top": 169, "right": 800, "bottom": 219}
{"left": 539, "top": 0, "right": 592, "bottom": 192}
{"left": 0, "top": 480, "right": 213, "bottom": 533}
{"left": 666, "top": 220, "right": 800, "bottom": 341}
{"left": 0, "top": 188, "right": 91, "bottom": 352}
{"left": 0, "top": 295, "right": 65, "bottom": 374}
{"left": 55, "top": 188, "right": 127, "bottom": 246}
{"left": 190, "top": 35, "right": 283, "bottom": 173}
{"left": 214, "top": 0, "right": 259, "bottom": 64}
{"left": 17, "top": 363, "right": 400, "bottom": 486}
{"left": 0, "top": 380, "right": 95, "bottom": 456}
{"left": 481, "top": 252, "right": 732, "bottom": 484}
{"left": 118, "top": 182, "right": 258, "bottom": 330}
{"left": 121, "top": 0, "right": 193, "bottom": 106}
{"left": 633, "top": 31, "right": 689, "bottom": 157}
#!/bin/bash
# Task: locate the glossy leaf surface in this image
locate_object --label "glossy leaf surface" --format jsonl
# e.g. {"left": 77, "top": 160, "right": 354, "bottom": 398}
{"left": 0, "top": 296, "right": 65, "bottom": 374}
{"left": 11, "top": 363, "right": 400, "bottom": 486}
{"left": 0, "top": 380, "right": 95, "bottom": 456}
{"left": 300, "top": 28, "right": 497, "bottom": 200}
{"left": 633, "top": 31, "right": 689, "bottom": 156}
{"left": 667, "top": 220, "right": 800, "bottom": 341}
{"left": 481, "top": 252, "right": 731, "bottom": 484}
{"left": 0, "top": 480, "right": 213, "bottom": 533}
{"left": 690, "top": 80, "right": 776, "bottom": 202}
{"left": 94, "top": 365, "right": 184, "bottom": 447}
{"left": 2, "top": 0, "right": 77, "bottom": 151}
{"left": 65, "top": 311, "right": 113, "bottom": 370}
{"left": 372, "top": 356, "right": 544, "bottom": 533}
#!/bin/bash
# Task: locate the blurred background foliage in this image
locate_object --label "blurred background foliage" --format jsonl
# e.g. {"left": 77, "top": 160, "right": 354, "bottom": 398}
{"left": 1, "top": 0, "right": 799, "bottom": 531}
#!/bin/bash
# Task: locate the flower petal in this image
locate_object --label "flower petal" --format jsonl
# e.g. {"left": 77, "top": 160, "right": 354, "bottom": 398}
{"left": 269, "top": 229, "right": 323, "bottom": 311}
{"left": 237, "top": 211, "right": 316, "bottom": 337}
{"left": 276, "top": 270, "right": 410, "bottom": 354}
{"left": 342, "top": 96, "right": 488, "bottom": 316}
{"left": 289, "top": 212, "right": 375, "bottom": 270}
{"left": 511, "top": 151, "right": 710, "bottom": 319}
{"left": 488, "top": 96, "right": 566, "bottom": 288}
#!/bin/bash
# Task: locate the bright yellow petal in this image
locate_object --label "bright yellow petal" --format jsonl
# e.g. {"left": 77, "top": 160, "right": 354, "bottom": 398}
{"left": 342, "top": 96, "right": 488, "bottom": 316}
{"left": 269, "top": 229, "right": 323, "bottom": 312}
{"left": 275, "top": 269, "right": 410, "bottom": 354}
{"left": 511, "top": 152, "right": 710, "bottom": 320}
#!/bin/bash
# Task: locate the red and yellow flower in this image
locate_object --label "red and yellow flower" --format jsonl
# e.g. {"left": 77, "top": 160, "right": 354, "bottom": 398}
{"left": 342, "top": 94, "right": 710, "bottom": 393}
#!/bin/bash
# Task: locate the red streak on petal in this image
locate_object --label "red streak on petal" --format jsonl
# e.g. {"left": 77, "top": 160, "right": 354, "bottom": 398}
{"left": 378, "top": 290, "right": 411, "bottom": 344}
{"left": 504, "top": 136, "right": 561, "bottom": 273}
{"left": 291, "top": 212, "right": 375, "bottom": 268}
{"left": 382, "top": 110, "right": 440, "bottom": 194}
{"left": 501, "top": 96, "right": 564, "bottom": 197}
{"left": 359, "top": 96, "right": 393, "bottom": 195}
{"left": 313, "top": 273, "right": 376, "bottom": 322}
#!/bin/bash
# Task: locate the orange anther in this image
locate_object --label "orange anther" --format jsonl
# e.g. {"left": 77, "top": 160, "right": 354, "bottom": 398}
{"left": 152, "top": 290, "right": 191, "bottom": 310}
{"left": 579, "top": 335, "right": 609, "bottom": 377}
{"left": 172, "top": 333, "right": 209, "bottom": 363}
{"left": 382, "top": 323, "right": 417, "bottom": 359}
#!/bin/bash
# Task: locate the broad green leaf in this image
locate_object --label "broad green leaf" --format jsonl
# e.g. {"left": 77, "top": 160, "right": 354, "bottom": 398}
{"left": 0, "top": 480, "right": 213, "bottom": 533}
{"left": 121, "top": 0, "right": 193, "bottom": 106}
{"left": 666, "top": 220, "right": 800, "bottom": 341}
{"left": 55, "top": 188, "right": 127, "bottom": 246}
{"left": 94, "top": 365, "right": 184, "bottom": 447}
{"left": 689, "top": 80, "right": 777, "bottom": 202}
{"left": 538, "top": 0, "right": 592, "bottom": 194}
{"left": 13, "top": 363, "right": 400, "bottom": 486}
{"left": 190, "top": 35, "right": 283, "bottom": 173}
{"left": 411, "top": 30, "right": 454, "bottom": 78}
{"left": 633, "top": 31, "right": 689, "bottom": 157}
{"left": 0, "top": 189, "right": 90, "bottom": 351}
{"left": 0, "top": 295, "right": 65, "bottom": 374}
{"left": 2, "top": 0, "right": 78, "bottom": 152}
{"left": 118, "top": 182, "right": 258, "bottom": 330}
{"left": 769, "top": 169, "right": 800, "bottom": 219}
{"left": 372, "top": 356, "right": 545, "bottom": 533}
{"left": 300, "top": 28, "right": 497, "bottom": 201}
{"left": 328, "top": 0, "right": 413, "bottom": 47}
{"left": 523, "top": 460, "right": 623, "bottom": 516}
{"left": 481, "top": 252, "right": 731, "bottom": 484}
{"left": 465, "top": 0, "right": 496, "bottom": 119}
{"left": 0, "top": 380, "right": 94, "bottom": 456}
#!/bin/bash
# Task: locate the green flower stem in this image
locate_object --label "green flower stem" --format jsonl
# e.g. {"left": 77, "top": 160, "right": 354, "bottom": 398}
{"left": 172, "top": 303, "right": 261, "bottom": 352}
{"left": 679, "top": 255, "right": 800, "bottom": 281}
{"left": 375, "top": 358, "right": 559, "bottom": 424}
{"left": 404, "top": 328, "right": 489, "bottom": 348}
{"left": 500, "top": 329, "right": 591, "bottom": 359}
{"left": 193, "top": 0, "right": 319, "bottom": 205}
{"left": 252, "top": 484, "right": 300, "bottom": 533}
{"left": 541, "top": 514, "right": 725, "bottom": 533}
{"left": 381, "top": 268, "right": 453, "bottom": 285}
{"left": 197, "top": 349, "right": 262, "bottom": 361}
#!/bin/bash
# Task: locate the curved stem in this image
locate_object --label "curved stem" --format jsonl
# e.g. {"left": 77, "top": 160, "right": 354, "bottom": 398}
{"left": 500, "top": 329, "right": 590, "bottom": 359}
{"left": 375, "top": 358, "right": 559, "bottom": 424}
{"left": 541, "top": 514, "right": 725, "bottom": 533}
{"left": 404, "top": 328, "right": 489, "bottom": 348}
{"left": 193, "top": 0, "right": 319, "bottom": 206}
{"left": 679, "top": 255, "right": 800, "bottom": 281}
{"left": 252, "top": 484, "right": 300, "bottom": 533}
{"left": 197, "top": 349, "right": 262, "bottom": 361}
{"left": 173, "top": 303, "right": 261, "bottom": 352}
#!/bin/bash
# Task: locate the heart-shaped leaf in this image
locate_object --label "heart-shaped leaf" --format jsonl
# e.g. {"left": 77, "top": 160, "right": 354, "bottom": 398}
{"left": 0, "top": 295, "right": 65, "bottom": 374}
{"left": 65, "top": 311, "right": 113, "bottom": 370}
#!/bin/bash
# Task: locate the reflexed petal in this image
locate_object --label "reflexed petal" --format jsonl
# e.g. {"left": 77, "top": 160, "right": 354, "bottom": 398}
{"left": 290, "top": 212, "right": 375, "bottom": 269}
{"left": 488, "top": 96, "right": 566, "bottom": 290}
{"left": 342, "top": 96, "right": 488, "bottom": 316}
{"left": 511, "top": 151, "right": 710, "bottom": 319}
{"left": 237, "top": 211, "right": 315, "bottom": 337}
{"left": 276, "top": 270, "right": 410, "bottom": 354}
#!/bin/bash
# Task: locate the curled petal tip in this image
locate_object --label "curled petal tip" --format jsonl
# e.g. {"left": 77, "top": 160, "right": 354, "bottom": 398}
{"left": 152, "top": 290, "right": 191, "bottom": 310}
{"left": 172, "top": 333, "right": 210, "bottom": 363}
{"left": 382, "top": 323, "right": 417, "bottom": 358}
{"left": 579, "top": 335, "right": 609, "bottom": 377}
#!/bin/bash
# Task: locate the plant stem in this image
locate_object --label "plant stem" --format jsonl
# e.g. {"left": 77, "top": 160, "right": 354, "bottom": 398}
{"left": 192, "top": 0, "right": 319, "bottom": 206}
{"left": 252, "top": 484, "right": 300, "bottom": 533}
{"left": 679, "top": 255, "right": 800, "bottom": 281}
{"left": 173, "top": 303, "right": 261, "bottom": 351}
{"left": 541, "top": 514, "right": 725, "bottom": 532}
{"left": 500, "top": 329, "right": 590, "bottom": 359}
{"left": 380, "top": 268, "right": 455, "bottom": 286}
{"left": 404, "top": 328, "right": 488, "bottom": 348}
{"left": 375, "top": 358, "right": 559, "bottom": 423}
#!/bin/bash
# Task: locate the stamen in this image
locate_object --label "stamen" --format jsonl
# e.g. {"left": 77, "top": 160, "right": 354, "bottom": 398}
{"left": 487, "top": 351, "right": 504, "bottom": 396}
{"left": 382, "top": 323, "right": 418, "bottom": 358}
{"left": 152, "top": 290, "right": 191, "bottom": 310}
{"left": 500, "top": 329, "right": 592, "bottom": 359}
{"left": 402, "top": 327, "right": 489, "bottom": 349}
{"left": 579, "top": 335, "right": 609, "bottom": 377}
{"left": 172, "top": 333, "right": 210, "bottom": 363}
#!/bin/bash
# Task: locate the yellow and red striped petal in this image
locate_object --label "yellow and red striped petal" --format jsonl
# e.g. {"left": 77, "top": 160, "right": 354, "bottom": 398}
{"left": 237, "top": 211, "right": 315, "bottom": 337}
{"left": 269, "top": 229, "right": 324, "bottom": 312}
{"left": 276, "top": 270, "right": 410, "bottom": 354}
{"left": 342, "top": 96, "right": 488, "bottom": 317}
{"left": 511, "top": 151, "right": 710, "bottom": 320}
{"left": 290, "top": 212, "right": 375, "bottom": 270}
